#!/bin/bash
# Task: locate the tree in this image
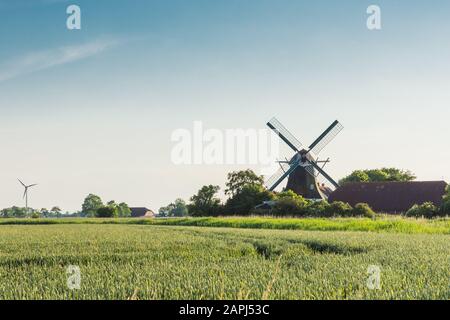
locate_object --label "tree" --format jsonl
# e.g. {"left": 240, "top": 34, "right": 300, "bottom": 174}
{"left": 225, "top": 184, "right": 274, "bottom": 216}
{"left": 40, "top": 208, "right": 49, "bottom": 217}
{"left": 225, "top": 169, "right": 264, "bottom": 197}
{"left": 0, "top": 207, "right": 13, "bottom": 218}
{"left": 405, "top": 202, "right": 438, "bottom": 219}
{"left": 158, "top": 204, "right": 172, "bottom": 217}
{"left": 107, "top": 200, "right": 117, "bottom": 207}
{"left": 172, "top": 199, "right": 189, "bottom": 217}
{"left": 0, "top": 207, "right": 28, "bottom": 218}
{"left": 188, "top": 185, "right": 221, "bottom": 216}
{"left": 96, "top": 206, "right": 118, "bottom": 218}
{"left": 442, "top": 201, "right": 450, "bottom": 215}
{"left": 81, "top": 194, "right": 103, "bottom": 217}
{"left": 339, "top": 170, "right": 370, "bottom": 184}
{"left": 50, "top": 206, "right": 62, "bottom": 217}
{"left": 441, "top": 186, "right": 450, "bottom": 215}
{"left": 366, "top": 169, "right": 390, "bottom": 182}
{"left": 340, "top": 168, "right": 416, "bottom": 184}
{"left": 106, "top": 200, "right": 120, "bottom": 217}
{"left": 158, "top": 198, "right": 188, "bottom": 217}
{"left": 381, "top": 168, "right": 416, "bottom": 182}
{"left": 117, "top": 202, "right": 131, "bottom": 217}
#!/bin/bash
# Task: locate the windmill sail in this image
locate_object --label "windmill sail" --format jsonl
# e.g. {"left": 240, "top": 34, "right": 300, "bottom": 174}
{"left": 303, "top": 163, "right": 317, "bottom": 178}
{"left": 308, "top": 120, "right": 343, "bottom": 156}
{"left": 306, "top": 159, "right": 340, "bottom": 188}
{"left": 265, "top": 161, "right": 300, "bottom": 191}
{"left": 264, "top": 117, "right": 342, "bottom": 198}
{"left": 267, "top": 117, "right": 303, "bottom": 152}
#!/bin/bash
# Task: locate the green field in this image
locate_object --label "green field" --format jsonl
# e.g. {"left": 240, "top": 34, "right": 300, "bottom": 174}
{"left": 1, "top": 216, "right": 450, "bottom": 234}
{"left": 0, "top": 224, "right": 448, "bottom": 299}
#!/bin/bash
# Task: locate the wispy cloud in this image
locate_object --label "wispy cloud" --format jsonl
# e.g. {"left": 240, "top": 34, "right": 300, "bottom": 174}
{"left": 0, "top": 38, "right": 121, "bottom": 82}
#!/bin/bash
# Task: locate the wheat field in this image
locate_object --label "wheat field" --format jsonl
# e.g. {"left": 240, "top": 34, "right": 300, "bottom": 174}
{"left": 0, "top": 224, "right": 448, "bottom": 299}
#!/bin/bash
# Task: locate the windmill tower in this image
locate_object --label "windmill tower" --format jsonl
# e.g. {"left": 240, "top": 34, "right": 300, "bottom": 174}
{"left": 265, "top": 118, "right": 343, "bottom": 199}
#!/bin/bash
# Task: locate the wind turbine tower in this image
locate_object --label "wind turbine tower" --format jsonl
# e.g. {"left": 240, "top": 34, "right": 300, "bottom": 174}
{"left": 18, "top": 179, "right": 38, "bottom": 213}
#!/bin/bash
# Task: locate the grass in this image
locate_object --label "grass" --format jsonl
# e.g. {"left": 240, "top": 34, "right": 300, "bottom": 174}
{"left": 0, "top": 224, "right": 448, "bottom": 299}
{"left": 0, "top": 216, "right": 450, "bottom": 234}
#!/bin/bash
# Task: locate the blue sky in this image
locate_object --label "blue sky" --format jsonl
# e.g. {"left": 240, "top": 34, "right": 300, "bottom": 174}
{"left": 0, "top": 0, "right": 449, "bottom": 212}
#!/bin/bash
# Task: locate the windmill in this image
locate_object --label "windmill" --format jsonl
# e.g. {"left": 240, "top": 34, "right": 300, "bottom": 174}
{"left": 18, "top": 179, "right": 37, "bottom": 213}
{"left": 265, "top": 118, "right": 343, "bottom": 199}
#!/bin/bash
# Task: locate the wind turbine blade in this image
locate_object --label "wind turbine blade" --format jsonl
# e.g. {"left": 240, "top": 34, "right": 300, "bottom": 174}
{"left": 28, "top": 184, "right": 38, "bottom": 188}
{"left": 18, "top": 179, "right": 26, "bottom": 187}
{"left": 23, "top": 189, "right": 27, "bottom": 199}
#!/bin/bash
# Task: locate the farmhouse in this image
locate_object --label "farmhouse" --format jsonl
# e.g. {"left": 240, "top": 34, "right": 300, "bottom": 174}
{"left": 329, "top": 181, "right": 448, "bottom": 213}
{"left": 130, "top": 207, "right": 155, "bottom": 218}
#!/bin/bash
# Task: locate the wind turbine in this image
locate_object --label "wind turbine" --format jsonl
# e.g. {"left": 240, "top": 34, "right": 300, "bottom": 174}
{"left": 18, "top": 179, "right": 37, "bottom": 213}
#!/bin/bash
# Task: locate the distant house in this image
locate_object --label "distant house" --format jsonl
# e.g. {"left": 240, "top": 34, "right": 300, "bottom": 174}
{"left": 329, "top": 181, "right": 447, "bottom": 213}
{"left": 129, "top": 207, "right": 155, "bottom": 218}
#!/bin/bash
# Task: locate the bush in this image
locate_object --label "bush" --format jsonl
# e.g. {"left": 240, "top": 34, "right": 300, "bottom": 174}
{"left": 441, "top": 201, "right": 450, "bottom": 216}
{"left": 405, "top": 202, "right": 438, "bottom": 219}
{"left": 272, "top": 197, "right": 308, "bottom": 217}
{"left": 305, "top": 200, "right": 331, "bottom": 217}
{"left": 31, "top": 212, "right": 41, "bottom": 219}
{"left": 440, "top": 186, "right": 450, "bottom": 215}
{"left": 225, "top": 184, "right": 275, "bottom": 216}
{"left": 96, "top": 206, "right": 118, "bottom": 218}
{"left": 276, "top": 190, "right": 303, "bottom": 201}
{"left": 326, "top": 201, "right": 353, "bottom": 217}
{"left": 352, "top": 203, "right": 376, "bottom": 218}
{"left": 269, "top": 190, "right": 309, "bottom": 217}
{"left": 271, "top": 198, "right": 370, "bottom": 218}
{"left": 250, "top": 207, "right": 272, "bottom": 216}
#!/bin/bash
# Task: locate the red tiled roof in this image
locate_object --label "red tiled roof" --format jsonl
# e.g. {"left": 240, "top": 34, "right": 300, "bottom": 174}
{"left": 329, "top": 181, "right": 447, "bottom": 213}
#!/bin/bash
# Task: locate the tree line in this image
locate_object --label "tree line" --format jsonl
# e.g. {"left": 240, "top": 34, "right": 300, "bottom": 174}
{"left": 158, "top": 169, "right": 376, "bottom": 218}
{"left": 2, "top": 167, "right": 447, "bottom": 218}
{"left": 80, "top": 194, "right": 131, "bottom": 217}
{"left": 0, "top": 194, "right": 131, "bottom": 218}
{"left": 159, "top": 168, "right": 449, "bottom": 218}
{"left": 0, "top": 206, "right": 63, "bottom": 218}
{"left": 339, "top": 168, "right": 416, "bottom": 184}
